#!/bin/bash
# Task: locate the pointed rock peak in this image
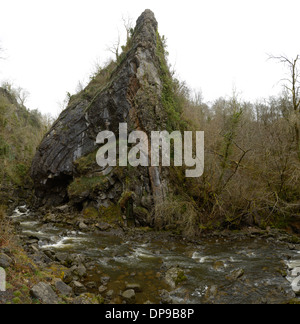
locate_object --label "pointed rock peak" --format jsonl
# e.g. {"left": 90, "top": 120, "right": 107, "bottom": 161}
{"left": 136, "top": 9, "right": 158, "bottom": 29}
{"left": 132, "top": 9, "right": 158, "bottom": 47}
{"left": 31, "top": 9, "right": 170, "bottom": 208}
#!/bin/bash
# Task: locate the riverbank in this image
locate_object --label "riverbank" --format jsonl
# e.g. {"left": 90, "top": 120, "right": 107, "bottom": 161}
{"left": 0, "top": 205, "right": 298, "bottom": 304}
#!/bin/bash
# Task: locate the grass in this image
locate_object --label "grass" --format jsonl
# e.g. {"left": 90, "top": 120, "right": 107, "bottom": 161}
{"left": 154, "top": 194, "right": 201, "bottom": 236}
{"left": 74, "top": 150, "right": 98, "bottom": 175}
{"left": 68, "top": 176, "right": 109, "bottom": 197}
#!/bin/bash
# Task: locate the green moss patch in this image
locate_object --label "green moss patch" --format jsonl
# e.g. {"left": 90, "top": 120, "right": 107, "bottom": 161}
{"left": 68, "top": 176, "right": 109, "bottom": 197}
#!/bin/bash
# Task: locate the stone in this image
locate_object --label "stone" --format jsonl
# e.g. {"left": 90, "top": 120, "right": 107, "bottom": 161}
{"left": 43, "top": 250, "right": 55, "bottom": 260}
{"left": 98, "top": 285, "right": 108, "bottom": 294}
{"left": 122, "top": 289, "right": 136, "bottom": 304}
{"left": 79, "top": 222, "right": 88, "bottom": 231}
{"left": 74, "top": 264, "right": 87, "bottom": 278}
{"left": 204, "top": 285, "right": 218, "bottom": 301}
{"left": 0, "top": 253, "right": 13, "bottom": 269}
{"left": 159, "top": 289, "right": 173, "bottom": 304}
{"left": 72, "top": 281, "right": 87, "bottom": 295}
{"left": 18, "top": 207, "right": 27, "bottom": 213}
{"left": 101, "top": 276, "right": 110, "bottom": 285}
{"left": 63, "top": 269, "right": 75, "bottom": 284}
{"left": 72, "top": 293, "right": 104, "bottom": 305}
{"left": 287, "top": 260, "right": 300, "bottom": 270}
{"left": 226, "top": 268, "right": 245, "bottom": 281}
{"left": 55, "top": 252, "right": 68, "bottom": 264}
{"left": 125, "top": 283, "right": 142, "bottom": 293}
{"left": 95, "top": 222, "right": 111, "bottom": 231}
{"left": 55, "top": 279, "right": 73, "bottom": 297}
{"left": 86, "top": 282, "right": 97, "bottom": 289}
{"left": 165, "top": 267, "right": 187, "bottom": 289}
{"left": 30, "top": 282, "right": 58, "bottom": 304}
{"left": 106, "top": 290, "right": 114, "bottom": 298}
{"left": 213, "top": 261, "right": 225, "bottom": 271}
{"left": 55, "top": 205, "right": 69, "bottom": 213}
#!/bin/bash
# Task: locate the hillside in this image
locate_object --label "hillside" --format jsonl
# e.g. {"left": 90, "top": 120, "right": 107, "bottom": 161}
{"left": 0, "top": 86, "right": 47, "bottom": 206}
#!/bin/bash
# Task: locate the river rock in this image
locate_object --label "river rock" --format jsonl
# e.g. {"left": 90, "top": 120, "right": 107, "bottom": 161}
{"left": 99, "top": 285, "right": 108, "bottom": 294}
{"left": 55, "top": 252, "right": 68, "bottom": 264}
{"left": 159, "top": 289, "right": 173, "bottom": 304}
{"left": 30, "top": 282, "right": 58, "bottom": 304}
{"left": 71, "top": 281, "right": 87, "bottom": 295}
{"left": 55, "top": 205, "right": 69, "bottom": 213}
{"left": 95, "top": 222, "right": 111, "bottom": 231}
{"left": 63, "top": 266, "right": 78, "bottom": 284}
{"left": 0, "top": 253, "right": 13, "bottom": 269}
{"left": 43, "top": 250, "right": 55, "bottom": 260}
{"left": 18, "top": 207, "right": 27, "bottom": 213}
{"left": 122, "top": 289, "right": 136, "bottom": 304}
{"left": 213, "top": 261, "right": 225, "bottom": 271}
{"left": 226, "top": 268, "right": 245, "bottom": 281}
{"left": 165, "top": 267, "right": 187, "bottom": 289}
{"left": 79, "top": 222, "right": 88, "bottom": 231}
{"left": 72, "top": 293, "right": 104, "bottom": 305}
{"left": 204, "top": 285, "right": 218, "bottom": 302}
{"left": 86, "top": 282, "right": 97, "bottom": 289}
{"left": 125, "top": 283, "right": 142, "bottom": 293}
{"left": 74, "top": 264, "right": 87, "bottom": 278}
{"left": 101, "top": 276, "right": 110, "bottom": 285}
{"left": 287, "top": 260, "right": 300, "bottom": 270}
{"left": 106, "top": 290, "right": 114, "bottom": 298}
{"left": 55, "top": 279, "right": 73, "bottom": 297}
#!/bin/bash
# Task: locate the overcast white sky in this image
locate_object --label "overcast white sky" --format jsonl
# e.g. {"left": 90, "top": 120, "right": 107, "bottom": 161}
{"left": 0, "top": 0, "right": 299, "bottom": 116}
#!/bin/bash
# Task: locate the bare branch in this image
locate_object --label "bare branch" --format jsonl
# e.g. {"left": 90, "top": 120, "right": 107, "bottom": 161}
{"left": 122, "top": 15, "right": 133, "bottom": 43}
{"left": 106, "top": 32, "right": 121, "bottom": 61}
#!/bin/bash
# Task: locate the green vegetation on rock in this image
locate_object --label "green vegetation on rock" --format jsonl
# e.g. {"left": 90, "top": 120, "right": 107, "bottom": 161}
{"left": 68, "top": 176, "right": 109, "bottom": 197}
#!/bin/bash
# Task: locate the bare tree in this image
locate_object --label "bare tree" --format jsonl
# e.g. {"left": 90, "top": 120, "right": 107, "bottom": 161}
{"left": 16, "top": 87, "right": 30, "bottom": 106}
{"left": 106, "top": 33, "right": 121, "bottom": 61}
{"left": 122, "top": 15, "right": 133, "bottom": 43}
{"left": 75, "top": 80, "right": 85, "bottom": 94}
{"left": 270, "top": 54, "right": 300, "bottom": 159}
{"left": 1, "top": 81, "right": 29, "bottom": 106}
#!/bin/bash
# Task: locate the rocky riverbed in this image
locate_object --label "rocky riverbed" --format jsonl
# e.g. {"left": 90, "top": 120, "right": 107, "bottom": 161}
{"left": 7, "top": 206, "right": 300, "bottom": 304}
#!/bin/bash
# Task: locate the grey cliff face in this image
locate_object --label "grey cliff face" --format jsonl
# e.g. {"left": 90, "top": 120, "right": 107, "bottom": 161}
{"left": 31, "top": 10, "right": 168, "bottom": 210}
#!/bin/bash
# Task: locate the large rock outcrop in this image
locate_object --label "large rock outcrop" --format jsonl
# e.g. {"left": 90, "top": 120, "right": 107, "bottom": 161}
{"left": 31, "top": 10, "right": 171, "bottom": 223}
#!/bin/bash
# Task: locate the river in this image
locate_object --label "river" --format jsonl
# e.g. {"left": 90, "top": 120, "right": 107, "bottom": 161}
{"left": 11, "top": 206, "right": 300, "bottom": 304}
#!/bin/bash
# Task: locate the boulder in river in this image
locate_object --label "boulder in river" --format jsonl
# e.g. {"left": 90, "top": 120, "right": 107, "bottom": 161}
{"left": 125, "top": 283, "right": 142, "bottom": 293}
{"left": 226, "top": 268, "right": 245, "bottom": 281}
{"left": 122, "top": 289, "right": 136, "bottom": 304}
{"left": 165, "top": 267, "right": 187, "bottom": 289}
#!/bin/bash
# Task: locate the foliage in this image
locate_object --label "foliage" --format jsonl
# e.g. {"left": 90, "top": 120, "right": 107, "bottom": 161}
{"left": 179, "top": 90, "right": 300, "bottom": 231}
{"left": 0, "top": 87, "right": 48, "bottom": 204}
{"left": 68, "top": 176, "right": 109, "bottom": 197}
{"left": 156, "top": 32, "right": 187, "bottom": 132}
